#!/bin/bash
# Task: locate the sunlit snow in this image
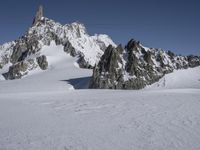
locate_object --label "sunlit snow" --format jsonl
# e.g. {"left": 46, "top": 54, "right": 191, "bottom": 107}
{"left": 0, "top": 44, "right": 200, "bottom": 150}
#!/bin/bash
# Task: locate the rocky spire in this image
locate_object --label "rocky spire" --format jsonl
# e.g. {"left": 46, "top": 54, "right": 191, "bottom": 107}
{"left": 32, "top": 5, "right": 44, "bottom": 26}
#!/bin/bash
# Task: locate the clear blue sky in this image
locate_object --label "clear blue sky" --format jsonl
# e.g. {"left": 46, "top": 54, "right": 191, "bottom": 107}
{"left": 0, "top": 0, "right": 199, "bottom": 55}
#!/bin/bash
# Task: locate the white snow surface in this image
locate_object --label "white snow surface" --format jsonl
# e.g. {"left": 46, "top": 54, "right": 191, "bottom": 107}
{"left": 148, "top": 67, "right": 200, "bottom": 89}
{"left": 0, "top": 44, "right": 200, "bottom": 150}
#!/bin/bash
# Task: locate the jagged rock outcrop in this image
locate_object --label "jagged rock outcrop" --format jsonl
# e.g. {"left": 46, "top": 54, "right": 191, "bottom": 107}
{"left": 77, "top": 56, "right": 93, "bottom": 69}
{"left": 89, "top": 45, "right": 124, "bottom": 89}
{"left": 89, "top": 39, "right": 200, "bottom": 89}
{"left": 0, "top": 7, "right": 116, "bottom": 80}
{"left": 37, "top": 55, "right": 48, "bottom": 70}
{"left": 187, "top": 55, "right": 200, "bottom": 68}
{"left": 32, "top": 6, "right": 44, "bottom": 26}
{"left": 3, "top": 55, "right": 47, "bottom": 80}
{"left": 3, "top": 59, "right": 37, "bottom": 80}
{"left": 63, "top": 41, "right": 76, "bottom": 57}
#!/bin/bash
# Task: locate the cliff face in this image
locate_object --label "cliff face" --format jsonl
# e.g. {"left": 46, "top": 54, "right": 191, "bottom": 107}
{"left": 89, "top": 39, "right": 200, "bottom": 89}
{"left": 32, "top": 5, "right": 44, "bottom": 26}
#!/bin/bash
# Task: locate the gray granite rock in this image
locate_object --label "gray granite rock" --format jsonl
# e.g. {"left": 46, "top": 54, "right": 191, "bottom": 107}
{"left": 37, "top": 55, "right": 48, "bottom": 70}
{"left": 77, "top": 56, "right": 93, "bottom": 69}
{"left": 89, "top": 39, "right": 200, "bottom": 90}
{"left": 187, "top": 55, "right": 200, "bottom": 68}
{"left": 89, "top": 45, "right": 124, "bottom": 89}
{"left": 64, "top": 41, "right": 77, "bottom": 57}
{"left": 3, "top": 60, "right": 36, "bottom": 80}
{"left": 32, "top": 6, "right": 44, "bottom": 26}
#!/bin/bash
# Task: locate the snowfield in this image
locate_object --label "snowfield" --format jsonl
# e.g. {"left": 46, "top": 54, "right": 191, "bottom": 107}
{"left": 0, "top": 45, "right": 200, "bottom": 150}
{"left": 148, "top": 67, "right": 200, "bottom": 90}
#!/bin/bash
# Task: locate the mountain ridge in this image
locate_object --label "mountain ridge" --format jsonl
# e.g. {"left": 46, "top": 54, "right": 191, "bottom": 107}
{"left": 0, "top": 6, "right": 199, "bottom": 90}
{"left": 0, "top": 6, "right": 116, "bottom": 80}
{"left": 89, "top": 39, "right": 200, "bottom": 89}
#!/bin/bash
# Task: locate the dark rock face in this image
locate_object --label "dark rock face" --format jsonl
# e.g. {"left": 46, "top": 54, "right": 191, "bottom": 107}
{"left": 32, "top": 6, "right": 44, "bottom": 26}
{"left": 3, "top": 63, "right": 26, "bottom": 80}
{"left": 188, "top": 55, "right": 200, "bottom": 68}
{"left": 1, "top": 32, "right": 44, "bottom": 79}
{"left": 64, "top": 41, "right": 77, "bottom": 57}
{"left": 89, "top": 39, "right": 200, "bottom": 90}
{"left": 90, "top": 40, "right": 163, "bottom": 89}
{"left": 3, "top": 60, "right": 36, "bottom": 80}
{"left": 77, "top": 56, "right": 93, "bottom": 69}
{"left": 89, "top": 45, "right": 124, "bottom": 89}
{"left": 10, "top": 35, "right": 40, "bottom": 64}
{"left": 10, "top": 45, "right": 24, "bottom": 64}
{"left": 37, "top": 55, "right": 48, "bottom": 70}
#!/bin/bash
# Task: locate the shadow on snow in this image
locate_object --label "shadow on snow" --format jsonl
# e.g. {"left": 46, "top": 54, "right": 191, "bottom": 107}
{"left": 61, "top": 76, "right": 91, "bottom": 89}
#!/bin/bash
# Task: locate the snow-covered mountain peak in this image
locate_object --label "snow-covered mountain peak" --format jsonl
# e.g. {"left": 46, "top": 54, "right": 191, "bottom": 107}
{"left": 68, "top": 22, "right": 87, "bottom": 35}
{"left": 0, "top": 7, "right": 116, "bottom": 80}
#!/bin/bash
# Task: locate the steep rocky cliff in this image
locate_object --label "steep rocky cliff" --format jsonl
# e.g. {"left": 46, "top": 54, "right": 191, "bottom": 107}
{"left": 89, "top": 39, "right": 200, "bottom": 89}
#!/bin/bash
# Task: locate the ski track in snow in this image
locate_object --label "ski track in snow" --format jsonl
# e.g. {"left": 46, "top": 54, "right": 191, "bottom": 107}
{"left": 0, "top": 44, "right": 200, "bottom": 150}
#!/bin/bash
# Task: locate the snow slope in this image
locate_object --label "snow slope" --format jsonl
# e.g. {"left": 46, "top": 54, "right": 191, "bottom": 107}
{"left": 0, "top": 45, "right": 200, "bottom": 150}
{"left": 0, "top": 42, "right": 92, "bottom": 93}
{"left": 148, "top": 67, "right": 200, "bottom": 89}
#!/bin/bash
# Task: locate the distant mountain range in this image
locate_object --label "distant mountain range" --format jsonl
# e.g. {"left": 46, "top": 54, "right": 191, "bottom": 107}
{"left": 0, "top": 6, "right": 199, "bottom": 89}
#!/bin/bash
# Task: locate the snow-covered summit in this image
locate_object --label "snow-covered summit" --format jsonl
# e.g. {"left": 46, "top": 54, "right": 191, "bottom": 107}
{"left": 0, "top": 6, "right": 116, "bottom": 80}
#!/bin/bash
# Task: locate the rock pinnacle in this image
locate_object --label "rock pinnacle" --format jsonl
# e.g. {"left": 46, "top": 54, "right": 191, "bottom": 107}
{"left": 32, "top": 5, "right": 44, "bottom": 26}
